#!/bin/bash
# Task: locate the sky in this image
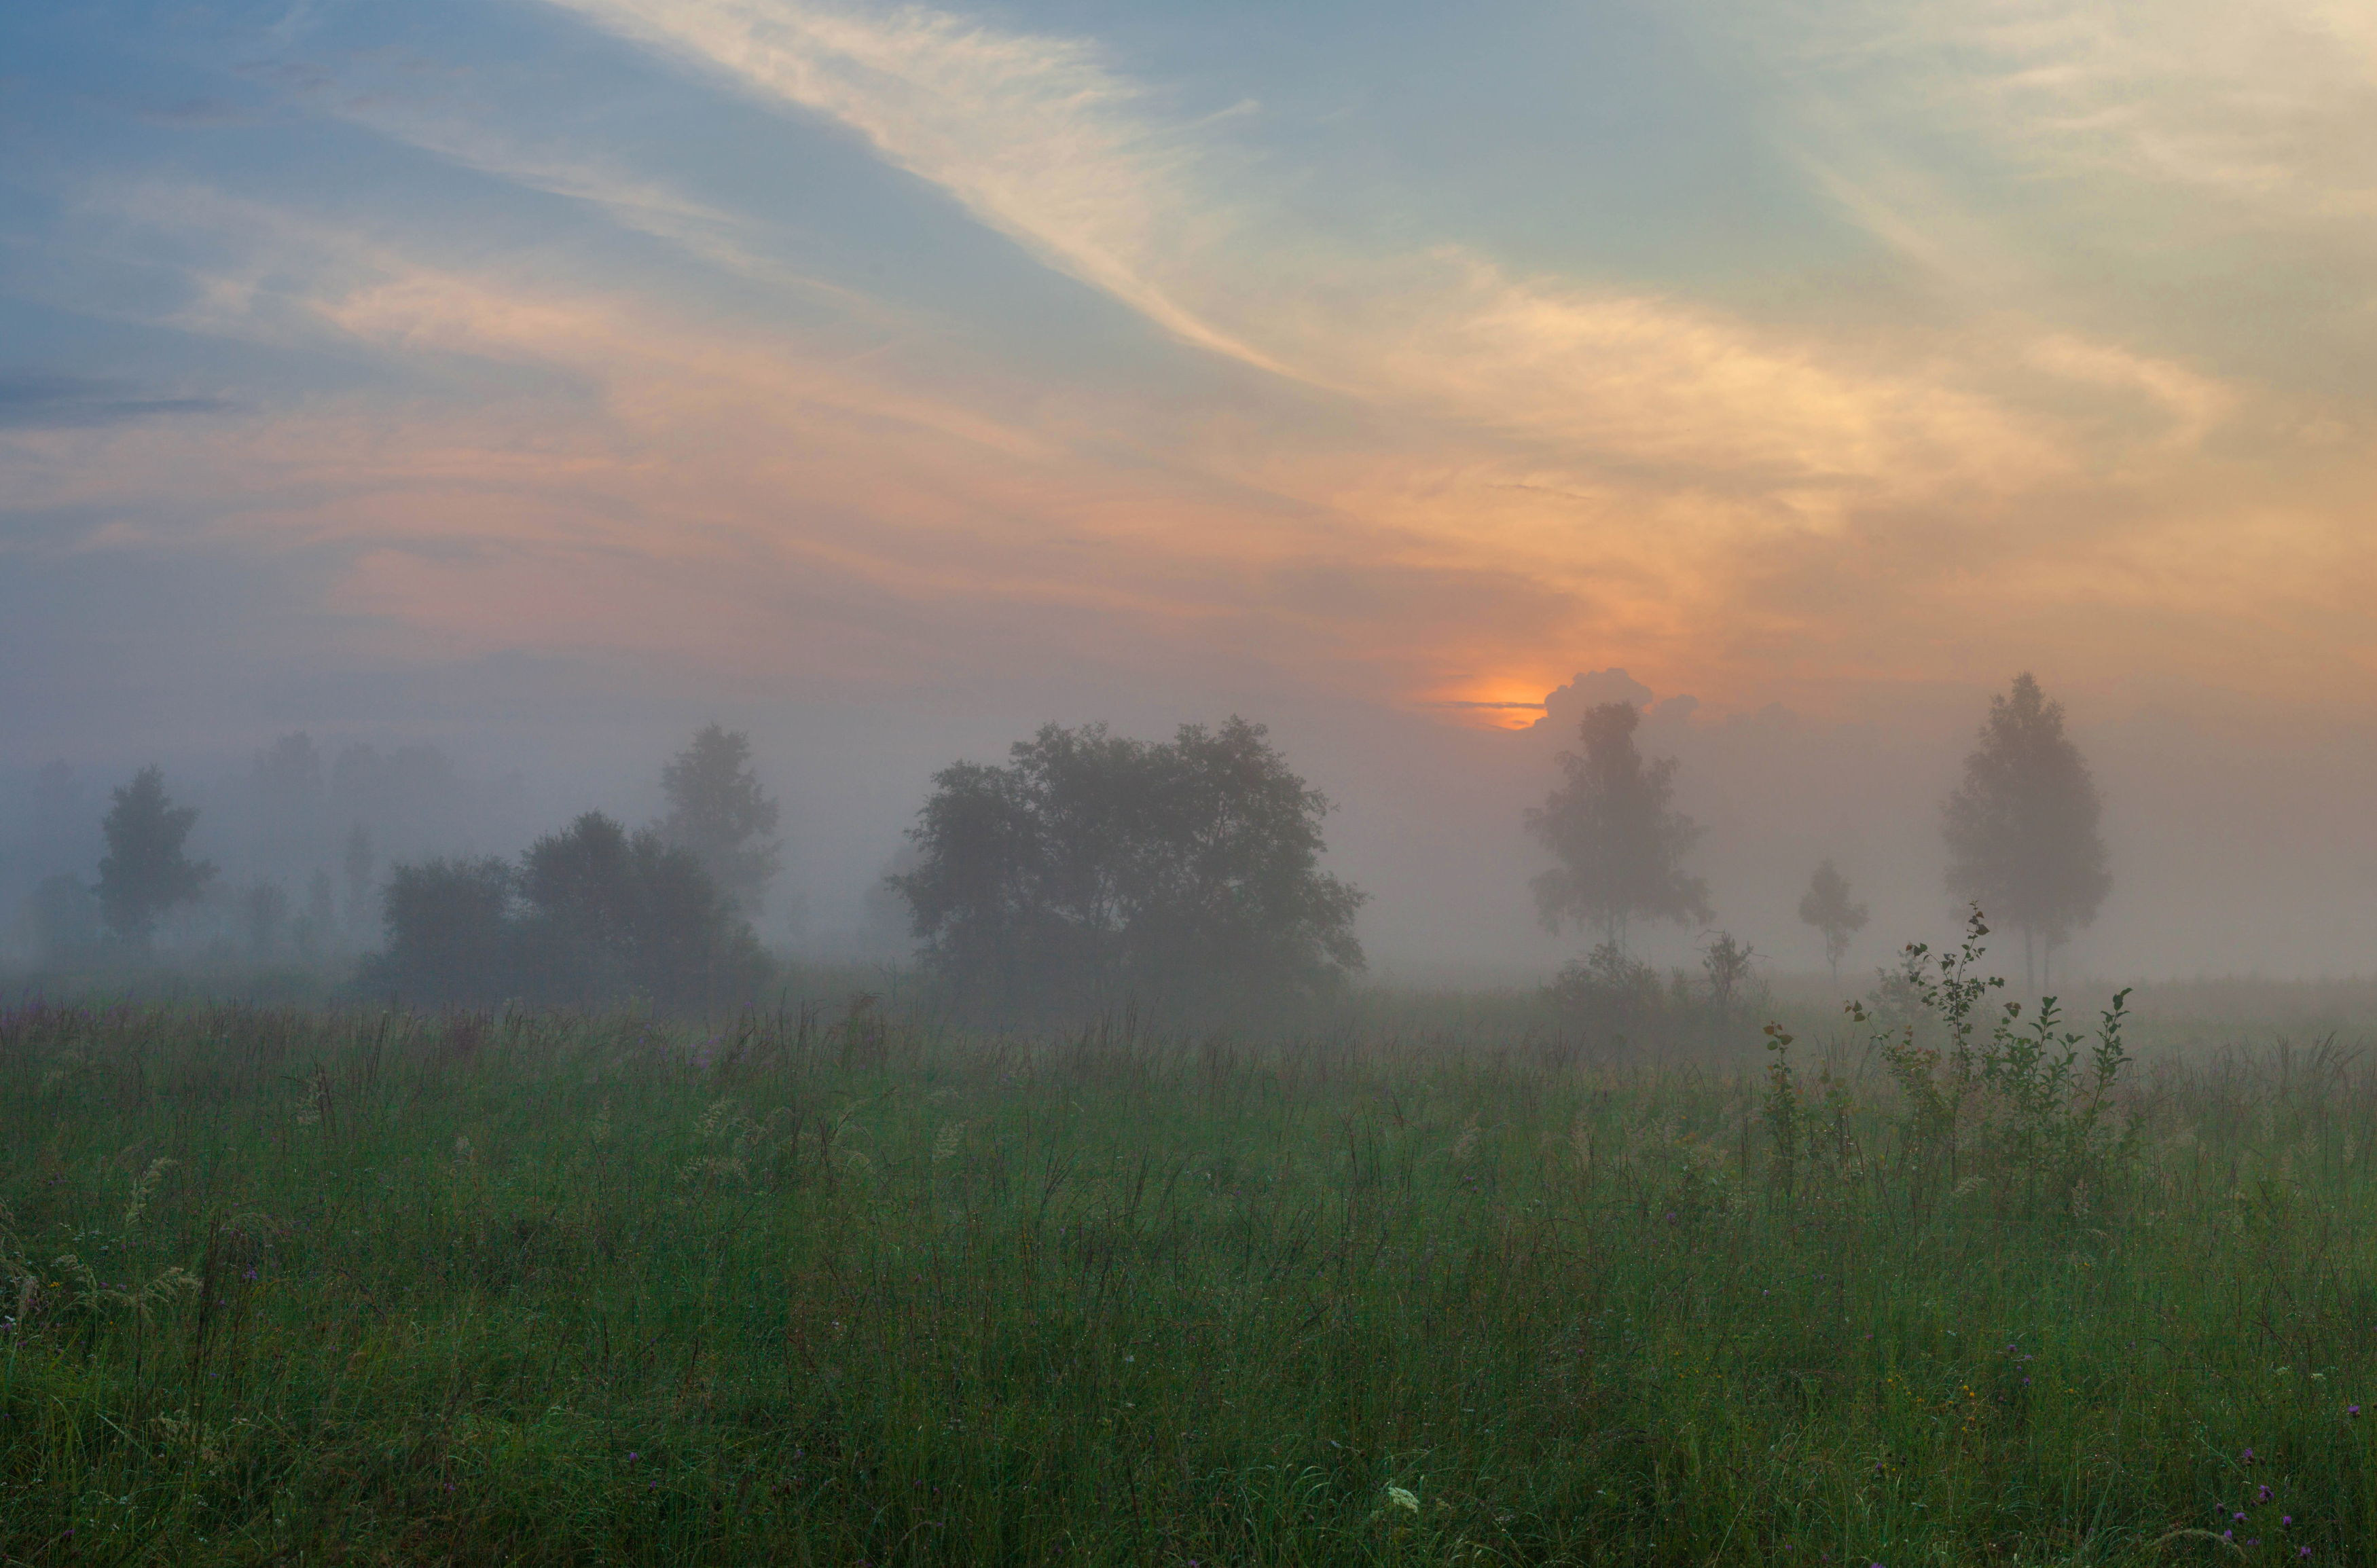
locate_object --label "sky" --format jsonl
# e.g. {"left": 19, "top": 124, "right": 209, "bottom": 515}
{"left": 4, "top": 0, "right": 2375, "bottom": 978}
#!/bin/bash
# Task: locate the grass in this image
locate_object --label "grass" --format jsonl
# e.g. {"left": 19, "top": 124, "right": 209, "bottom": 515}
{"left": 3, "top": 993, "right": 2377, "bottom": 1565}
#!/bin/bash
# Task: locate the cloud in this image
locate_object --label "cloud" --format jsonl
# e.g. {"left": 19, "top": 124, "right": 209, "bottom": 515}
{"left": 534, "top": 0, "right": 2126, "bottom": 511}
{"left": 1738, "top": 0, "right": 2377, "bottom": 238}
{"left": 0, "top": 374, "right": 240, "bottom": 430}
{"left": 541, "top": 0, "right": 1286, "bottom": 369}
{"left": 2025, "top": 334, "right": 2236, "bottom": 449}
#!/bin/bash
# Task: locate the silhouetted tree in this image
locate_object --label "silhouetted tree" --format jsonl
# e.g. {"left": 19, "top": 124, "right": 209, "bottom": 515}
{"left": 376, "top": 857, "right": 518, "bottom": 1004}
{"left": 370, "top": 813, "right": 769, "bottom": 1008}
{"left": 515, "top": 812, "right": 769, "bottom": 1006}
{"left": 1525, "top": 702, "right": 1711, "bottom": 951}
{"left": 96, "top": 767, "right": 216, "bottom": 947}
{"left": 659, "top": 724, "right": 782, "bottom": 917}
{"left": 1701, "top": 930, "right": 1758, "bottom": 1018}
{"left": 1942, "top": 672, "right": 2111, "bottom": 991}
{"left": 1797, "top": 858, "right": 1869, "bottom": 986}
{"left": 895, "top": 716, "right": 1365, "bottom": 1014}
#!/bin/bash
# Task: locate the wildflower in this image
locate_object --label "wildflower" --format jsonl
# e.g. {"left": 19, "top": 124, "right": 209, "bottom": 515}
{"left": 1385, "top": 1485, "right": 1420, "bottom": 1514}
{"left": 2351, "top": 1406, "right": 2363, "bottom": 1419}
{"left": 2261, "top": 1486, "right": 2273, "bottom": 1503}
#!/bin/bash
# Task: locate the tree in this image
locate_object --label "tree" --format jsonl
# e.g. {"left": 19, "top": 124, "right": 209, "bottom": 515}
{"left": 370, "top": 812, "right": 770, "bottom": 1008}
{"left": 894, "top": 716, "right": 1365, "bottom": 1013}
{"left": 375, "top": 856, "right": 519, "bottom": 1004}
{"left": 1525, "top": 701, "right": 1711, "bottom": 951}
{"left": 514, "top": 812, "right": 768, "bottom": 1006}
{"left": 659, "top": 724, "right": 782, "bottom": 917}
{"left": 1797, "top": 858, "right": 1869, "bottom": 986}
{"left": 96, "top": 767, "right": 216, "bottom": 946}
{"left": 1942, "top": 672, "right": 2111, "bottom": 991}
{"left": 1701, "top": 930, "right": 1758, "bottom": 1018}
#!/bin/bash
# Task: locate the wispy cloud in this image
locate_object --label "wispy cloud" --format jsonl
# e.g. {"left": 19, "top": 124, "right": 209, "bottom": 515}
{"left": 0, "top": 373, "right": 239, "bottom": 429}
{"left": 537, "top": 0, "right": 2184, "bottom": 513}
{"left": 1740, "top": 0, "right": 2377, "bottom": 237}
{"left": 542, "top": 0, "right": 1286, "bottom": 368}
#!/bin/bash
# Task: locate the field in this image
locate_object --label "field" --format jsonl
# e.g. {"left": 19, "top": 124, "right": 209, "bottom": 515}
{"left": 5, "top": 983, "right": 2377, "bottom": 1565}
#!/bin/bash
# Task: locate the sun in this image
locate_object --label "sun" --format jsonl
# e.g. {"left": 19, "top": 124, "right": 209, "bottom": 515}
{"left": 1416, "top": 682, "right": 1550, "bottom": 731}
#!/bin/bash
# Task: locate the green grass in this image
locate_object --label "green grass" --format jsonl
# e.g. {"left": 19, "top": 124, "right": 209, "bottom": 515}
{"left": 4, "top": 998, "right": 2377, "bottom": 1565}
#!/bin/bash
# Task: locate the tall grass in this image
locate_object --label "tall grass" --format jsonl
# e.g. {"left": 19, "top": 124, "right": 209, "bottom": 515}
{"left": 3, "top": 994, "right": 2376, "bottom": 1564}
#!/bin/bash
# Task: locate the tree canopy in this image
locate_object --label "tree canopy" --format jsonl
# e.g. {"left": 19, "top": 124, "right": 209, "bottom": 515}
{"left": 894, "top": 716, "right": 1366, "bottom": 1015}
{"left": 1942, "top": 672, "right": 2111, "bottom": 989}
{"left": 1525, "top": 702, "right": 1710, "bottom": 951}
{"left": 1797, "top": 858, "right": 1869, "bottom": 985}
{"left": 96, "top": 767, "right": 215, "bottom": 946}
{"left": 659, "top": 724, "right": 782, "bottom": 917}
{"left": 369, "top": 812, "right": 769, "bottom": 1008}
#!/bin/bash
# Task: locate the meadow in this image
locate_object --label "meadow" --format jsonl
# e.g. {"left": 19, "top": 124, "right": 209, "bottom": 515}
{"left": 5, "top": 965, "right": 2377, "bottom": 1564}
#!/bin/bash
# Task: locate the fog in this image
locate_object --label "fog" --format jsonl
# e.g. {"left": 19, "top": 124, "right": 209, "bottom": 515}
{"left": 5, "top": 661, "right": 2371, "bottom": 987}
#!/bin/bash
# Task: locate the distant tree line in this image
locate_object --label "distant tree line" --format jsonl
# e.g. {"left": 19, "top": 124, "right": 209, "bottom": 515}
{"left": 13, "top": 671, "right": 2113, "bottom": 1026}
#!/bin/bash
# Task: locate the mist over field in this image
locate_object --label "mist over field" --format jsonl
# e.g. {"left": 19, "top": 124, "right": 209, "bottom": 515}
{"left": 5, "top": 664, "right": 2372, "bottom": 988}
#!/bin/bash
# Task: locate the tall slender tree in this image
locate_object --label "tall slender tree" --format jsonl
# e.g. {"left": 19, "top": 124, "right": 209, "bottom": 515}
{"left": 1525, "top": 701, "right": 1711, "bottom": 951}
{"left": 1942, "top": 672, "right": 2111, "bottom": 991}
{"left": 1797, "top": 858, "right": 1869, "bottom": 987}
{"left": 659, "top": 724, "right": 782, "bottom": 917}
{"left": 96, "top": 767, "right": 215, "bottom": 947}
